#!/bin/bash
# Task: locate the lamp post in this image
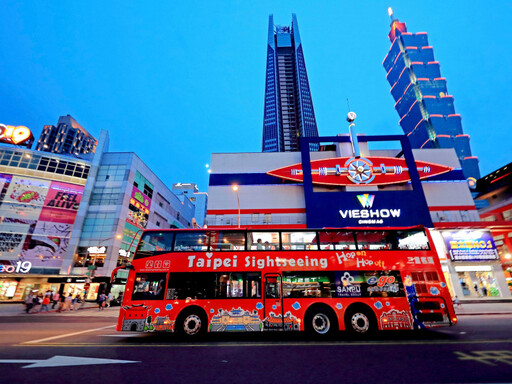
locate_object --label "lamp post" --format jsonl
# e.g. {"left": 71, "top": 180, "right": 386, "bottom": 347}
{"left": 232, "top": 185, "right": 240, "bottom": 228}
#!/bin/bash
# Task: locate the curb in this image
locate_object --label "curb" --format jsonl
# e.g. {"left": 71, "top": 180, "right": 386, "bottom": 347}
{"left": 456, "top": 312, "right": 512, "bottom": 316}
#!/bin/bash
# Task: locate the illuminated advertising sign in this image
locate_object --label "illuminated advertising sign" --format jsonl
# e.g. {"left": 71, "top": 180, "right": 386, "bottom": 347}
{"left": 442, "top": 230, "right": 499, "bottom": 262}
{"left": 0, "top": 261, "right": 32, "bottom": 274}
{"left": 338, "top": 194, "right": 402, "bottom": 225}
{"left": 0, "top": 124, "right": 34, "bottom": 147}
{"left": 126, "top": 186, "right": 151, "bottom": 229}
{"left": 268, "top": 156, "right": 452, "bottom": 186}
{"left": 0, "top": 175, "right": 85, "bottom": 271}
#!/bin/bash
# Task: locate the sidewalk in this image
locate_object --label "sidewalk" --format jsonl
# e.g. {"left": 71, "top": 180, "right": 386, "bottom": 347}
{"left": 454, "top": 300, "right": 512, "bottom": 316}
{"left": 0, "top": 302, "right": 119, "bottom": 317}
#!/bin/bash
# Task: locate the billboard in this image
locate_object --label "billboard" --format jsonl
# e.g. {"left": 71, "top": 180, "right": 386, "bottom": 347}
{"left": 126, "top": 186, "right": 151, "bottom": 229}
{"left": 0, "top": 124, "right": 34, "bottom": 147}
{"left": 0, "top": 174, "right": 84, "bottom": 269}
{"left": 442, "top": 230, "right": 499, "bottom": 262}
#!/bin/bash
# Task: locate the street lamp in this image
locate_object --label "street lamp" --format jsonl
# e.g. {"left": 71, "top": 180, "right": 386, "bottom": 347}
{"left": 232, "top": 185, "right": 240, "bottom": 228}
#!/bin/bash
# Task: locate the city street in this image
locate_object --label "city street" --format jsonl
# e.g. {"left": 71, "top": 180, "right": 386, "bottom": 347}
{"left": 0, "top": 306, "right": 511, "bottom": 383}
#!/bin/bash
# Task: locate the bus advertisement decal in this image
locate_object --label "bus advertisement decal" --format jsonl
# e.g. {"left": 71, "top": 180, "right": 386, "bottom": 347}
{"left": 209, "top": 308, "right": 262, "bottom": 332}
{"left": 335, "top": 271, "right": 404, "bottom": 298}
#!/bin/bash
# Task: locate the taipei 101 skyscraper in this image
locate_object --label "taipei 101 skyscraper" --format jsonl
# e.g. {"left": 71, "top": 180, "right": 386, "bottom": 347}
{"left": 383, "top": 8, "right": 480, "bottom": 181}
{"left": 262, "top": 14, "right": 319, "bottom": 153}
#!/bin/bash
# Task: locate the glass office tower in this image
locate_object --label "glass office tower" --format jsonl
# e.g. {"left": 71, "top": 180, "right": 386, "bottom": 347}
{"left": 383, "top": 9, "right": 480, "bottom": 180}
{"left": 262, "top": 14, "right": 319, "bottom": 153}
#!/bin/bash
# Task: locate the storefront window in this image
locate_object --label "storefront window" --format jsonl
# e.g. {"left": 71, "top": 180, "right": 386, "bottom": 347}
{"left": 457, "top": 270, "right": 501, "bottom": 297}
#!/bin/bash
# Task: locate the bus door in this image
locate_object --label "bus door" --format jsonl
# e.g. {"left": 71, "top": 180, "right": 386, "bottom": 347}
{"left": 264, "top": 273, "right": 283, "bottom": 330}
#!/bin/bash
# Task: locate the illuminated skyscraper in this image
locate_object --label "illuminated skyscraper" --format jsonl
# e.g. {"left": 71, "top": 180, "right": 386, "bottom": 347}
{"left": 383, "top": 8, "right": 480, "bottom": 180}
{"left": 262, "top": 14, "right": 319, "bottom": 152}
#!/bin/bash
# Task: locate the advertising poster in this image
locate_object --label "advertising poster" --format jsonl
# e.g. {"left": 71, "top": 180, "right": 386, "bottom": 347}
{"left": 443, "top": 230, "right": 499, "bottom": 262}
{"left": 0, "top": 176, "right": 85, "bottom": 270}
{"left": 126, "top": 186, "right": 151, "bottom": 229}
{"left": 39, "top": 181, "right": 84, "bottom": 224}
{"left": 334, "top": 270, "right": 404, "bottom": 298}
{"left": 0, "top": 176, "right": 50, "bottom": 220}
{"left": 0, "top": 218, "right": 36, "bottom": 260}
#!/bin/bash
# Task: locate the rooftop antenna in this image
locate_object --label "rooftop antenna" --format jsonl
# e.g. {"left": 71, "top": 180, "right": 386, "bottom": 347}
{"left": 388, "top": 7, "right": 396, "bottom": 22}
{"left": 346, "top": 102, "right": 360, "bottom": 158}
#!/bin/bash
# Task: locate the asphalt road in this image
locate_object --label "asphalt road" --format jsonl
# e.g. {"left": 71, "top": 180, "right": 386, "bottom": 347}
{"left": 0, "top": 309, "right": 511, "bottom": 384}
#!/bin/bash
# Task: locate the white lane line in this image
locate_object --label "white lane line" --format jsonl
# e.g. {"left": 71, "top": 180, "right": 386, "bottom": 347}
{"left": 23, "top": 325, "right": 116, "bottom": 345}
{"left": 101, "top": 334, "right": 144, "bottom": 338}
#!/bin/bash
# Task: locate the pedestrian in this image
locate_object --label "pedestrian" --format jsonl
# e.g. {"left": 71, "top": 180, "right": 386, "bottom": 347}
{"left": 98, "top": 292, "right": 106, "bottom": 311}
{"left": 40, "top": 295, "right": 50, "bottom": 312}
{"left": 106, "top": 292, "right": 113, "bottom": 308}
{"left": 32, "top": 293, "right": 43, "bottom": 313}
{"left": 24, "top": 292, "right": 34, "bottom": 314}
{"left": 57, "top": 292, "right": 66, "bottom": 312}
{"left": 62, "top": 293, "right": 73, "bottom": 311}
{"left": 481, "top": 286, "right": 488, "bottom": 297}
{"left": 473, "top": 283, "right": 480, "bottom": 296}
{"left": 52, "top": 291, "right": 60, "bottom": 309}
{"left": 71, "top": 295, "right": 79, "bottom": 311}
{"left": 453, "top": 295, "right": 461, "bottom": 309}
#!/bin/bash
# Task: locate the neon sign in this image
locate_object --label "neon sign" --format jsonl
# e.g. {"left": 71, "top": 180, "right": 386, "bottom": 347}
{"left": 267, "top": 156, "right": 452, "bottom": 186}
{"left": 0, "top": 261, "right": 32, "bottom": 274}
{"left": 88, "top": 246, "right": 107, "bottom": 254}
{"left": 0, "top": 124, "right": 34, "bottom": 147}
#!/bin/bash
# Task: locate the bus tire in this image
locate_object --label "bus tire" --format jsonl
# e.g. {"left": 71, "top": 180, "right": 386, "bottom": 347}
{"left": 305, "top": 305, "right": 338, "bottom": 337}
{"left": 176, "top": 308, "right": 207, "bottom": 338}
{"left": 344, "top": 305, "right": 377, "bottom": 336}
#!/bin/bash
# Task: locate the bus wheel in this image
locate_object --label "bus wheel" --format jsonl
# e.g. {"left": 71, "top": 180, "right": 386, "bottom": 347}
{"left": 345, "top": 306, "right": 376, "bottom": 336}
{"left": 306, "top": 308, "right": 336, "bottom": 337}
{"left": 177, "top": 310, "right": 206, "bottom": 338}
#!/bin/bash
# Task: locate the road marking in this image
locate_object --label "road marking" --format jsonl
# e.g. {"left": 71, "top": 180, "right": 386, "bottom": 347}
{"left": 0, "top": 355, "right": 139, "bottom": 369}
{"left": 455, "top": 350, "right": 512, "bottom": 366}
{"left": 23, "top": 325, "right": 115, "bottom": 345}
{"left": 101, "top": 334, "right": 144, "bottom": 338}
{"left": 18, "top": 338, "right": 512, "bottom": 348}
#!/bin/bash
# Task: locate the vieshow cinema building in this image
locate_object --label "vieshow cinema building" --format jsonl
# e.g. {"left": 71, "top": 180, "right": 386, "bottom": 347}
{"left": 0, "top": 119, "right": 202, "bottom": 302}
{"left": 206, "top": 133, "right": 511, "bottom": 299}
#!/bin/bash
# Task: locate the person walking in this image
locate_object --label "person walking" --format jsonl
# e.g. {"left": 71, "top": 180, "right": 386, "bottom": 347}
{"left": 57, "top": 292, "right": 66, "bottom": 312}
{"left": 40, "top": 295, "right": 50, "bottom": 313}
{"left": 24, "top": 292, "right": 34, "bottom": 314}
{"left": 52, "top": 291, "right": 60, "bottom": 309}
{"left": 63, "top": 293, "right": 72, "bottom": 311}
{"left": 106, "top": 292, "right": 113, "bottom": 308}
{"left": 98, "top": 292, "right": 106, "bottom": 311}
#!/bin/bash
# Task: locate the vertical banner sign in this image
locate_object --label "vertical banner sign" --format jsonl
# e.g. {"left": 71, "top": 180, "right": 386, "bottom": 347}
{"left": 442, "top": 230, "right": 499, "bottom": 262}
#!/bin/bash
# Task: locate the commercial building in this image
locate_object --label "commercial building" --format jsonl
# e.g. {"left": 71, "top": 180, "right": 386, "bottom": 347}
{"left": 36, "top": 115, "right": 97, "bottom": 160}
{"left": 172, "top": 183, "right": 208, "bottom": 227}
{"left": 474, "top": 162, "right": 512, "bottom": 293}
{"left": 207, "top": 130, "right": 510, "bottom": 299}
{"left": 0, "top": 116, "right": 202, "bottom": 302}
{"left": 262, "top": 14, "right": 319, "bottom": 153}
{"left": 383, "top": 9, "right": 480, "bottom": 181}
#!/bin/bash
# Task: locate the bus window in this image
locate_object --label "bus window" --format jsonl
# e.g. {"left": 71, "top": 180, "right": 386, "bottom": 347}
{"left": 281, "top": 232, "right": 318, "bottom": 250}
{"left": 265, "top": 277, "right": 281, "bottom": 298}
{"left": 131, "top": 273, "right": 167, "bottom": 301}
{"left": 246, "top": 272, "right": 261, "bottom": 298}
{"left": 210, "top": 231, "right": 246, "bottom": 251}
{"left": 396, "top": 230, "right": 430, "bottom": 250}
{"left": 167, "top": 272, "right": 261, "bottom": 300}
{"left": 135, "top": 232, "right": 174, "bottom": 259}
{"left": 318, "top": 231, "right": 356, "bottom": 250}
{"left": 283, "top": 272, "right": 335, "bottom": 298}
{"left": 174, "top": 232, "right": 209, "bottom": 251}
{"left": 356, "top": 231, "right": 396, "bottom": 250}
{"left": 248, "top": 231, "right": 279, "bottom": 251}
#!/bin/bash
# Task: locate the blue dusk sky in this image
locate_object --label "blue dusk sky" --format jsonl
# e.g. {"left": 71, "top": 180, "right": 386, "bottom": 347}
{"left": 1, "top": 1, "right": 511, "bottom": 192}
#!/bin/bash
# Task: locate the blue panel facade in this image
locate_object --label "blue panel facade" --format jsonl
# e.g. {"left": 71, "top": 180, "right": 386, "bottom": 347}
{"left": 300, "top": 135, "right": 433, "bottom": 228}
{"left": 383, "top": 18, "right": 480, "bottom": 180}
{"left": 262, "top": 14, "right": 319, "bottom": 153}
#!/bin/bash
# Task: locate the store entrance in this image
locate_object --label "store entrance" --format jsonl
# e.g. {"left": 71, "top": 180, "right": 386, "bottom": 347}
{"left": 457, "top": 271, "right": 501, "bottom": 297}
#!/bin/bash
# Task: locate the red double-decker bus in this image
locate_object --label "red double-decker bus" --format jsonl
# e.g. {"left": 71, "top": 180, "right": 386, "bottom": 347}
{"left": 114, "top": 226, "right": 456, "bottom": 338}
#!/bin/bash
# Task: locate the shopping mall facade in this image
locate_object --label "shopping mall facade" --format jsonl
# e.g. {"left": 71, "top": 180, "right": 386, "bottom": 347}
{"left": 206, "top": 134, "right": 512, "bottom": 299}
{"left": 0, "top": 126, "right": 201, "bottom": 302}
